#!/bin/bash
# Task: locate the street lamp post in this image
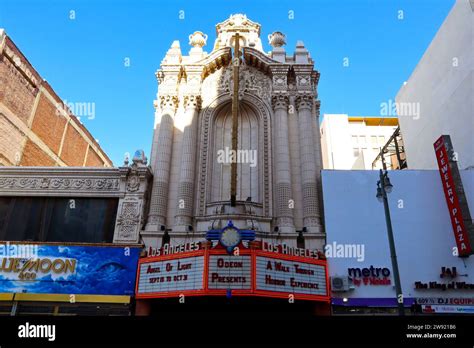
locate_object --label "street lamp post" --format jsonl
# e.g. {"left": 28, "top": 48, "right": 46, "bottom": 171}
{"left": 376, "top": 169, "right": 404, "bottom": 316}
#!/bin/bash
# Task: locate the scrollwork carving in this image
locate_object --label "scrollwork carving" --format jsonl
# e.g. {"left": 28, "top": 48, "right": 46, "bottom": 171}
{"left": 0, "top": 177, "right": 120, "bottom": 191}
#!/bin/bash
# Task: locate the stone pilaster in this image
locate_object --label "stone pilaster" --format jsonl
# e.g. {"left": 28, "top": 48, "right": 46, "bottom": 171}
{"left": 271, "top": 94, "right": 295, "bottom": 233}
{"left": 296, "top": 94, "right": 322, "bottom": 233}
{"left": 173, "top": 95, "right": 201, "bottom": 231}
{"left": 114, "top": 152, "right": 152, "bottom": 243}
{"left": 145, "top": 95, "right": 178, "bottom": 230}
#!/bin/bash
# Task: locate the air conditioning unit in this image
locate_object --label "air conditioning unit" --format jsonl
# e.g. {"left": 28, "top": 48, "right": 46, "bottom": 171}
{"left": 331, "top": 276, "right": 353, "bottom": 292}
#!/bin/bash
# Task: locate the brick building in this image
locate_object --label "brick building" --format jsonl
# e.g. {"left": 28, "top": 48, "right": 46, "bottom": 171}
{"left": 0, "top": 29, "right": 112, "bottom": 167}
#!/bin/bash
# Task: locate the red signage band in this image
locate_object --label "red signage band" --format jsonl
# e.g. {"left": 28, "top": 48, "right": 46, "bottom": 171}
{"left": 434, "top": 136, "right": 472, "bottom": 256}
{"left": 135, "top": 248, "right": 330, "bottom": 302}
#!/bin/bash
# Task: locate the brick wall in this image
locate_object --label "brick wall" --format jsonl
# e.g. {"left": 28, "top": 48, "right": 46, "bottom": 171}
{"left": 61, "top": 124, "right": 88, "bottom": 166}
{"left": 30, "top": 93, "right": 66, "bottom": 155}
{"left": 20, "top": 139, "right": 56, "bottom": 166}
{"left": 85, "top": 146, "right": 104, "bottom": 166}
{"left": 0, "top": 31, "right": 113, "bottom": 167}
{"left": 0, "top": 113, "right": 25, "bottom": 165}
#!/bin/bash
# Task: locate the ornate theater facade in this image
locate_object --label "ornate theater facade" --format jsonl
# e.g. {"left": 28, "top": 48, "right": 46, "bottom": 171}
{"left": 143, "top": 14, "right": 325, "bottom": 249}
{"left": 132, "top": 14, "right": 329, "bottom": 315}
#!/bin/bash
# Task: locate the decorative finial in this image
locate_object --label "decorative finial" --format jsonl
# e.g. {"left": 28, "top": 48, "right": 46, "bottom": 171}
{"left": 189, "top": 31, "right": 207, "bottom": 48}
{"left": 132, "top": 149, "right": 147, "bottom": 165}
{"left": 124, "top": 152, "right": 130, "bottom": 166}
{"left": 268, "top": 31, "right": 286, "bottom": 48}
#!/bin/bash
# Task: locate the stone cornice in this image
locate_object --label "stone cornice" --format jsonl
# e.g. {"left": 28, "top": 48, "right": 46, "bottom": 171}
{"left": 243, "top": 47, "right": 280, "bottom": 74}
{"left": 0, "top": 167, "right": 123, "bottom": 197}
{"left": 198, "top": 47, "right": 232, "bottom": 79}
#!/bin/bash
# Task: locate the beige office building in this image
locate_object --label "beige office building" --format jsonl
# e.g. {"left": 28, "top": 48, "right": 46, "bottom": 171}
{"left": 320, "top": 114, "right": 399, "bottom": 170}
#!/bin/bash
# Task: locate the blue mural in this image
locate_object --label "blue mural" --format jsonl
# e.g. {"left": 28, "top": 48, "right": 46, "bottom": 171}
{"left": 0, "top": 244, "right": 140, "bottom": 295}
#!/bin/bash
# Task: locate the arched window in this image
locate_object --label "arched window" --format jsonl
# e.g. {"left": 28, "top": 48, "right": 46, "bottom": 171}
{"left": 210, "top": 102, "right": 260, "bottom": 203}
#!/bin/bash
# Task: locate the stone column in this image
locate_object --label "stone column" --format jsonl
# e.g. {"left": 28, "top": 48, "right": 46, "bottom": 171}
{"left": 272, "top": 94, "right": 295, "bottom": 233}
{"left": 296, "top": 95, "right": 322, "bottom": 232}
{"left": 174, "top": 95, "right": 201, "bottom": 231}
{"left": 145, "top": 95, "right": 178, "bottom": 230}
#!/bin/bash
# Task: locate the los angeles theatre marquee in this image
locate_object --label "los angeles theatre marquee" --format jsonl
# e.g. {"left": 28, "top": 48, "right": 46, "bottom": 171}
{"left": 136, "top": 241, "right": 329, "bottom": 302}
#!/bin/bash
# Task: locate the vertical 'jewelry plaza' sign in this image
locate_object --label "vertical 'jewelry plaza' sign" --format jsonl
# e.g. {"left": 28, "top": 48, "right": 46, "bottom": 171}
{"left": 434, "top": 135, "right": 474, "bottom": 257}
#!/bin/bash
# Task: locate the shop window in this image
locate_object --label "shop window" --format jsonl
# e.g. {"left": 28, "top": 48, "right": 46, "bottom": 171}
{"left": 0, "top": 197, "right": 118, "bottom": 243}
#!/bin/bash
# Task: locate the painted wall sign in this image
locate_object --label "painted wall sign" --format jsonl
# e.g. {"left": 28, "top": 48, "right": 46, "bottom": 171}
{"left": 0, "top": 243, "right": 140, "bottom": 295}
{"left": 136, "top": 249, "right": 329, "bottom": 301}
{"left": 434, "top": 135, "right": 473, "bottom": 256}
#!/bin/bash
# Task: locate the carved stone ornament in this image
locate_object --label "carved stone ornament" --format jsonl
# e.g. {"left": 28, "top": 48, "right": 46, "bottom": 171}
{"left": 126, "top": 173, "right": 140, "bottom": 192}
{"left": 116, "top": 200, "right": 140, "bottom": 240}
{"left": 214, "top": 65, "right": 272, "bottom": 101}
{"left": 0, "top": 177, "right": 120, "bottom": 191}
{"left": 271, "top": 95, "right": 289, "bottom": 110}
{"left": 297, "top": 75, "right": 311, "bottom": 87}
{"left": 295, "top": 95, "right": 314, "bottom": 110}
{"left": 272, "top": 75, "right": 287, "bottom": 88}
{"left": 159, "top": 95, "right": 179, "bottom": 111}
{"left": 184, "top": 95, "right": 202, "bottom": 110}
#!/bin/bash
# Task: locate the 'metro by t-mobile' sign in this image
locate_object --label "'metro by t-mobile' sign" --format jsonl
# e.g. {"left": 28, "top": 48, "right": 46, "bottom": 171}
{"left": 434, "top": 135, "right": 474, "bottom": 257}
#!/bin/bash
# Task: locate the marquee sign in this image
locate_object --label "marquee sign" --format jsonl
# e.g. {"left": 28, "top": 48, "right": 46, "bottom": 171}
{"left": 255, "top": 254, "right": 327, "bottom": 297}
{"left": 136, "top": 253, "right": 205, "bottom": 295}
{"left": 136, "top": 248, "right": 329, "bottom": 302}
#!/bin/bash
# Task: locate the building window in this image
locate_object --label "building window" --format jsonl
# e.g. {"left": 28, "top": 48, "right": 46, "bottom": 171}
{"left": 351, "top": 136, "right": 358, "bottom": 146}
{"left": 371, "top": 136, "right": 378, "bottom": 145}
{"left": 0, "top": 197, "right": 118, "bottom": 243}
{"left": 378, "top": 136, "right": 386, "bottom": 145}
{"left": 359, "top": 136, "right": 366, "bottom": 145}
{"left": 353, "top": 148, "right": 360, "bottom": 157}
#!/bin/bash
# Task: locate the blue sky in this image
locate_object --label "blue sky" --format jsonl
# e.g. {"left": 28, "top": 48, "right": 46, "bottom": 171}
{"left": 0, "top": 0, "right": 454, "bottom": 166}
